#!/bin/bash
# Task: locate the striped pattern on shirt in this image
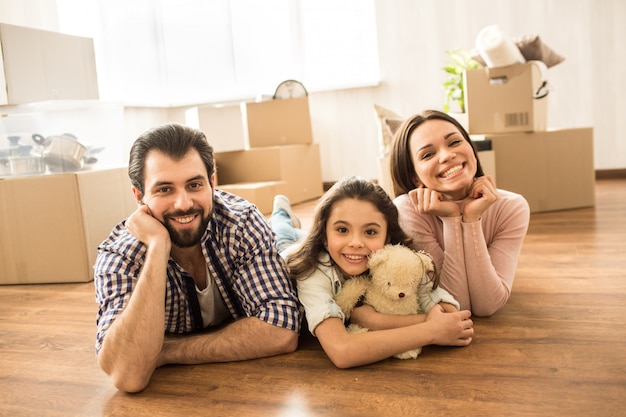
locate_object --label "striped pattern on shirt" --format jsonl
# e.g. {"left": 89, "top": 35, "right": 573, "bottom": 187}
{"left": 93, "top": 189, "right": 301, "bottom": 353}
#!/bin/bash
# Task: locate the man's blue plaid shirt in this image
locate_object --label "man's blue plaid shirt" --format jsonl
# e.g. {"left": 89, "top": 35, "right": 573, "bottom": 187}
{"left": 94, "top": 189, "right": 301, "bottom": 353}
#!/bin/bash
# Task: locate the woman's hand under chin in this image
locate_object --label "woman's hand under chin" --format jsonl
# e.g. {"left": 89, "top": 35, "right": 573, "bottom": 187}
{"left": 409, "top": 186, "right": 462, "bottom": 218}
{"left": 462, "top": 176, "right": 498, "bottom": 222}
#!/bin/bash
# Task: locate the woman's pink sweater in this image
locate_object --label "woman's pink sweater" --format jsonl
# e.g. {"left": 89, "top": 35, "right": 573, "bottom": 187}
{"left": 394, "top": 189, "right": 530, "bottom": 316}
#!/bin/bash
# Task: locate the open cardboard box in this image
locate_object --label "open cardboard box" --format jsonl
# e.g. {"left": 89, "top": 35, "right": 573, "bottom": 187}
{"left": 0, "top": 167, "right": 136, "bottom": 284}
{"left": 465, "top": 62, "right": 548, "bottom": 134}
{"left": 0, "top": 101, "right": 126, "bottom": 168}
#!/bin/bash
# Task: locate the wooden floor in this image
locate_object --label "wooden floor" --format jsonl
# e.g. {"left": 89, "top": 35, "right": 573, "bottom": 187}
{"left": 1, "top": 179, "right": 625, "bottom": 417}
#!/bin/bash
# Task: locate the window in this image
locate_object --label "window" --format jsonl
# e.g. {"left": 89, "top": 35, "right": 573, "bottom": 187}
{"left": 57, "top": 0, "right": 379, "bottom": 107}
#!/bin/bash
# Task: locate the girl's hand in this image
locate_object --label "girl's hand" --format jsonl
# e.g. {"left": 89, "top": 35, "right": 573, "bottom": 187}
{"left": 349, "top": 304, "right": 377, "bottom": 328}
{"left": 439, "top": 302, "right": 459, "bottom": 313}
{"left": 425, "top": 305, "right": 473, "bottom": 346}
{"left": 462, "top": 175, "right": 497, "bottom": 222}
{"left": 408, "top": 186, "right": 462, "bottom": 218}
{"left": 351, "top": 304, "right": 428, "bottom": 330}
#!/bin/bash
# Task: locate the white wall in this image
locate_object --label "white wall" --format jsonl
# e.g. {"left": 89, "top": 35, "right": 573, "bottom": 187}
{"left": 310, "top": 0, "right": 625, "bottom": 181}
{"left": 1, "top": 0, "right": 624, "bottom": 181}
{"left": 0, "top": 0, "right": 58, "bottom": 30}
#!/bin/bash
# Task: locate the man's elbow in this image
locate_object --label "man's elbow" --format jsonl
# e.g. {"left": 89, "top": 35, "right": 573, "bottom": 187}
{"left": 273, "top": 329, "right": 299, "bottom": 355}
{"left": 111, "top": 372, "right": 152, "bottom": 393}
{"left": 97, "top": 352, "right": 154, "bottom": 393}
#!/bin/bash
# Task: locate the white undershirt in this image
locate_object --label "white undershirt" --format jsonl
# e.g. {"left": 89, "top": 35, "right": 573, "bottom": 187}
{"left": 196, "top": 265, "right": 231, "bottom": 327}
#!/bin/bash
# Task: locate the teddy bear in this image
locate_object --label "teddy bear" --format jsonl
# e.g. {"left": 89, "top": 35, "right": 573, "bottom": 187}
{"left": 334, "top": 244, "right": 451, "bottom": 360}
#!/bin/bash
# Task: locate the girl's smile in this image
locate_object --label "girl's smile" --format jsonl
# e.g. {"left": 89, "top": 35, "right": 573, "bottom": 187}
{"left": 324, "top": 198, "right": 388, "bottom": 277}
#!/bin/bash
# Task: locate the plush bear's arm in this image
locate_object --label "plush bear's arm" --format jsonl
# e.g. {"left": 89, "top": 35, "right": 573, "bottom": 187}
{"left": 418, "top": 274, "right": 461, "bottom": 312}
{"left": 335, "top": 276, "right": 370, "bottom": 318}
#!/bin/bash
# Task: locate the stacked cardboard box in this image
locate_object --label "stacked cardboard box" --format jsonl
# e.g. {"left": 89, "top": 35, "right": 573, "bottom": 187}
{"left": 199, "top": 97, "right": 324, "bottom": 214}
{"left": 0, "top": 168, "right": 136, "bottom": 284}
{"left": 464, "top": 62, "right": 595, "bottom": 213}
{"left": 464, "top": 62, "right": 547, "bottom": 135}
{"left": 476, "top": 128, "right": 595, "bottom": 213}
{"left": 0, "top": 24, "right": 133, "bottom": 284}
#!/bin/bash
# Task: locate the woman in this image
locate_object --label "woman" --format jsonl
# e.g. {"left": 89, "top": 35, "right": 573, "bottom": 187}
{"left": 390, "top": 110, "right": 530, "bottom": 316}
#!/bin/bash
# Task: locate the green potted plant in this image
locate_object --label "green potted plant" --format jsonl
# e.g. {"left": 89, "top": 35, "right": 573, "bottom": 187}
{"left": 442, "top": 48, "right": 482, "bottom": 113}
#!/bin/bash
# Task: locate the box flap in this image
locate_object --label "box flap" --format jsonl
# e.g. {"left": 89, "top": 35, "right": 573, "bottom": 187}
{"left": 76, "top": 168, "right": 136, "bottom": 279}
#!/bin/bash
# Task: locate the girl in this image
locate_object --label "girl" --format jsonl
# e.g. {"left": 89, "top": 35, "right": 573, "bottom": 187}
{"left": 390, "top": 110, "right": 530, "bottom": 316}
{"left": 273, "top": 176, "right": 473, "bottom": 368}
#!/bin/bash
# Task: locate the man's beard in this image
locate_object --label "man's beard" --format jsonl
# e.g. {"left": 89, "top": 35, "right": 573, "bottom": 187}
{"left": 163, "top": 208, "right": 211, "bottom": 248}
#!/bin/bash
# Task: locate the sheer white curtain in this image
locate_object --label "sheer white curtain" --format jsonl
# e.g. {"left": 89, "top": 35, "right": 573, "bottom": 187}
{"left": 57, "top": 0, "right": 379, "bottom": 107}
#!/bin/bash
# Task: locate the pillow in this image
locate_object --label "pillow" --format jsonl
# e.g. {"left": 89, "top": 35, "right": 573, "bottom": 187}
{"left": 473, "top": 34, "right": 565, "bottom": 68}
{"left": 385, "top": 117, "right": 403, "bottom": 136}
{"left": 516, "top": 34, "right": 565, "bottom": 68}
{"left": 373, "top": 104, "right": 404, "bottom": 157}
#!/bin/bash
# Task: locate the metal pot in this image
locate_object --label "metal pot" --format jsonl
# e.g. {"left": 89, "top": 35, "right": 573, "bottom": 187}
{"left": 1, "top": 136, "right": 34, "bottom": 157}
{"left": 32, "top": 133, "right": 87, "bottom": 172}
{"left": 8, "top": 155, "right": 46, "bottom": 176}
{"left": 0, "top": 157, "right": 11, "bottom": 176}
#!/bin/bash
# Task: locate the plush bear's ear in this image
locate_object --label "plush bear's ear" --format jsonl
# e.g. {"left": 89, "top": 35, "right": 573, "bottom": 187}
{"left": 367, "top": 245, "right": 390, "bottom": 271}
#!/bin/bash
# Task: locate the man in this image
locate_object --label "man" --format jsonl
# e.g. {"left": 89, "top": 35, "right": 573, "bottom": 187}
{"left": 94, "top": 123, "right": 301, "bottom": 392}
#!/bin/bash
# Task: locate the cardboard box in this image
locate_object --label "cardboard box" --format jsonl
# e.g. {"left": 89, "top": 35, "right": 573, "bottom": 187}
{"left": 243, "top": 97, "right": 313, "bottom": 148}
{"left": 0, "top": 167, "right": 136, "bottom": 284}
{"left": 0, "top": 23, "right": 99, "bottom": 105}
{"left": 485, "top": 128, "right": 594, "bottom": 213}
{"left": 197, "top": 104, "right": 247, "bottom": 152}
{"left": 477, "top": 150, "right": 496, "bottom": 181}
{"left": 215, "top": 143, "right": 323, "bottom": 205}
{"left": 195, "top": 96, "right": 313, "bottom": 151}
{"left": 465, "top": 62, "right": 548, "bottom": 134}
{"left": 217, "top": 181, "right": 288, "bottom": 214}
